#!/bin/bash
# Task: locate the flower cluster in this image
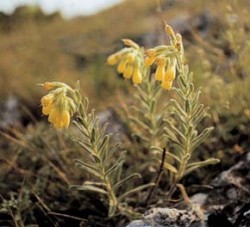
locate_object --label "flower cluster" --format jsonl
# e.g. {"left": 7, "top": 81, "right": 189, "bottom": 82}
{"left": 149, "top": 53, "right": 177, "bottom": 90}
{"left": 40, "top": 82, "right": 76, "bottom": 129}
{"left": 108, "top": 25, "right": 184, "bottom": 91}
{"left": 107, "top": 39, "right": 144, "bottom": 84}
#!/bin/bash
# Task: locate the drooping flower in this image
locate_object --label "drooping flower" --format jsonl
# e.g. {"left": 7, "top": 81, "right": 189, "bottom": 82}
{"left": 132, "top": 65, "right": 142, "bottom": 84}
{"left": 40, "top": 82, "right": 76, "bottom": 129}
{"left": 107, "top": 39, "right": 144, "bottom": 85}
{"left": 145, "top": 49, "right": 156, "bottom": 66}
{"left": 155, "top": 57, "right": 167, "bottom": 81}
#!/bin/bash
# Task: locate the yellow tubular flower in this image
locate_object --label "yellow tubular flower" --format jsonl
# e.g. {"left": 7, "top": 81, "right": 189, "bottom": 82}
{"left": 40, "top": 82, "right": 78, "bottom": 129}
{"left": 127, "top": 54, "right": 135, "bottom": 64}
{"left": 161, "top": 80, "right": 173, "bottom": 90}
{"left": 155, "top": 58, "right": 166, "bottom": 81}
{"left": 41, "top": 93, "right": 54, "bottom": 115}
{"left": 164, "top": 59, "right": 176, "bottom": 81}
{"left": 42, "top": 103, "right": 54, "bottom": 115}
{"left": 123, "top": 64, "right": 133, "bottom": 79}
{"left": 117, "top": 59, "right": 127, "bottom": 73}
{"left": 48, "top": 108, "right": 70, "bottom": 129}
{"left": 41, "top": 93, "right": 54, "bottom": 106}
{"left": 145, "top": 49, "right": 156, "bottom": 66}
{"left": 145, "top": 56, "right": 155, "bottom": 66}
{"left": 107, "top": 54, "right": 118, "bottom": 65}
{"left": 132, "top": 65, "right": 142, "bottom": 84}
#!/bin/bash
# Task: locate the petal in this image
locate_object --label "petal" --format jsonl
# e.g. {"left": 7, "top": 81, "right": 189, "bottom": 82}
{"left": 62, "top": 111, "right": 70, "bottom": 128}
{"left": 48, "top": 108, "right": 58, "bottom": 123}
{"left": 132, "top": 67, "right": 142, "bottom": 84}
{"left": 161, "top": 80, "right": 173, "bottom": 90}
{"left": 164, "top": 67, "right": 176, "bottom": 81}
{"left": 107, "top": 54, "right": 118, "bottom": 65}
{"left": 123, "top": 64, "right": 133, "bottom": 79}
{"left": 155, "top": 65, "right": 165, "bottom": 81}
{"left": 42, "top": 103, "right": 54, "bottom": 115}
{"left": 117, "top": 60, "right": 127, "bottom": 73}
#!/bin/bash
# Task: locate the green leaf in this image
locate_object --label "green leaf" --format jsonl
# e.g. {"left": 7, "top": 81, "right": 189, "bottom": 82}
{"left": 164, "top": 126, "right": 181, "bottom": 144}
{"left": 164, "top": 162, "right": 178, "bottom": 173}
{"left": 184, "top": 158, "right": 220, "bottom": 176}
{"left": 105, "top": 162, "right": 123, "bottom": 178}
{"left": 71, "top": 184, "right": 107, "bottom": 195}
{"left": 118, "top": 183, "right": 155, "bottom": 202}
{"left": 74, "top": 159, "right": 101, "bottom": 178}
{"left": 166, "top": 151, "right": 181, "bottom": 163}
{"left": 191, "top": 127, "right": 213, "bottom": 151}
{"left": 114, "top": 173, "right": 141, "bottom": 190}
{"left": 170, "top": 99, "right": 188, "bottom": 118}
{"left": 129, "top": 116, "right": 150, "bottom": 131}
{"left": 83, "top": 181, "right": 107, "bottom": 187}
{"left": 74, "top": 139, "right": 93, "bottom": 155}
{"left": 150, "top": 99, "right": 156, "bottom": 114}
{"left": 185, "top": 99, "right": 191, "bottom": 113}
{"left": 83, "top": 97, "right": 89, "bottom": 111}
{"left": 192, "top": 107, "right": 210, "bottom": 125}
{"left": 165, "top": 120, "right": 186, "bottom": 141}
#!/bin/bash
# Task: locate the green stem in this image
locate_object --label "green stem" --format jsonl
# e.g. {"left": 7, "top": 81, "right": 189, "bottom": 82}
{"left": 79, "top": 102, "right": 119, "bottom": 216}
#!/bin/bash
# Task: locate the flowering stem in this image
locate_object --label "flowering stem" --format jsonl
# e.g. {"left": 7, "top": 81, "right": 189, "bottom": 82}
{"left": 77, "top": 101, "right": 119, "bottom": 216}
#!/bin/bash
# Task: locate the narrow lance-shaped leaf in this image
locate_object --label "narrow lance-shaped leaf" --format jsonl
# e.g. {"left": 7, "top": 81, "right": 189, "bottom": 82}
{"left": 191, "top": 127, "right": 214, "bottom": 151}
{"left": 170, "top": 99, "right": 188, "bottom": 118}
{"left": 184, "top": 158, "right": 220, "bottom": 176}
{"left": 71, "top": 185, "right": 108, "bottom": 195}
{"left": 129, "top": 116, "right": 150, "bottom": 131}
{"left": 165, "top": 120, "right": 186, "bottom": 141}
{"left": 150, "top": 99, "right": 156, "bottom": 114}
{"left": 118, "top": 183, "right": 155, "bottom": 202}
{"left": 105, "top": 161, "right": 123, "bottom": 178}
{"left": 164, "top": 126, "right": 181, "bottom": 144}
{"left": 192, "top": 107, "right": 210, "bottom": 125}
{"left": 74, "top": 159, "right": 101, "bottom": 178}
{"left": 114, "top": 173, "right": 141, "bottom": 190}
{"left": 83, "top": 181, "right": 107, "bottom": 187}
{"left": 164, "top": 162, "right": 178, "bottom": 174}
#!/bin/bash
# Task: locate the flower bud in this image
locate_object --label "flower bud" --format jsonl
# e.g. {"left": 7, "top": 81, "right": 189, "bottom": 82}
{"left": 122, "top": 39, "right": 140, "bottom": 49}
{"left": 43, "top": 82, "right": 55, "bottom": 91}
{"left": 165, "top": 25, "right": 175, "bottom": 39}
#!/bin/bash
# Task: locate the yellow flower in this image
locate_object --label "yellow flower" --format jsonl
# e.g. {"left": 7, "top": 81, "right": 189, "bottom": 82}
{"left": 132, "top": 66, "right": 142, "bottom": 84}
{"left": 155, "top": 58, "right": 166, "bottom": 81}
{"left": 124, "top": 64, "right": 133, "bottom": 79}
{"left": 41, "top": 94, "right": 54, "bottom": 115}
{"left": 145, "top": 49, "right": 156, "bottom": 66}
{"left": 107, "top": 54, "right": 118, "bottom": 65}
{"left": 107, "top": 39, "right": 144, "bottom": 85}
{"left": 48, "top": 108, "right": 70, "bottom": 129}
{"left": 145, "top": 56, "right": 155, "bottom": 66}
{"left": 161, "top": 80, "right": 173, "bottom": 90}
{"left": 117, "top": 59, "right": 127, "bottom": 73}
{"left": 164, "top": 64, "right": 176, "bottom": 81}
{"left": 40, "top": 84, "right": 77, "bottom": 129}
